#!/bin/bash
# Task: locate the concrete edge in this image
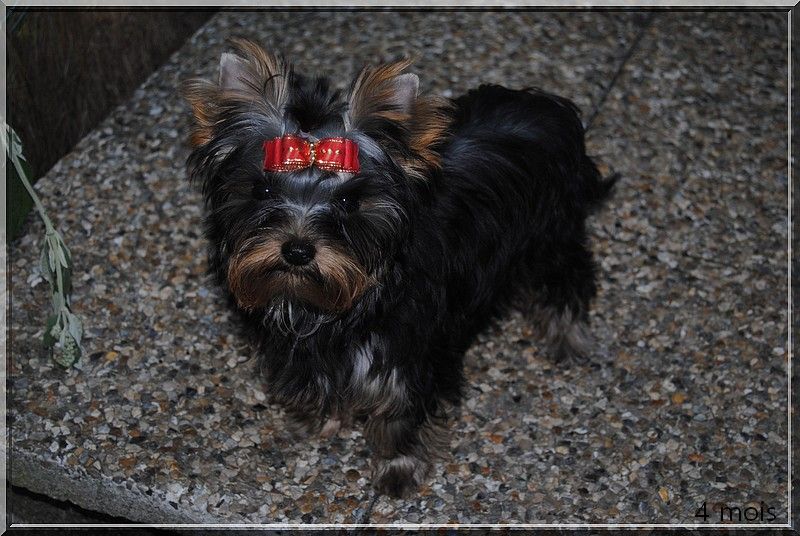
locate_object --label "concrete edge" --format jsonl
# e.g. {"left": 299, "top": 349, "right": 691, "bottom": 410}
{"left": 9, "top": 448, "right": 219, "bottom": 524}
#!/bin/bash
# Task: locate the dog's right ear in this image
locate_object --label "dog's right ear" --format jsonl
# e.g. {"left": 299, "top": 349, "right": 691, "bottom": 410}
{"left": 219, "top": 38, "right": 291, "bottom": 107}
{"left": 180, "top": 38, "right": 291, "bottom": 147}
{"left": 180, "top": 76, "right": 218, "bottom": 147}
{"left": 219, "top": 52, "right": 249, "bottom": 91}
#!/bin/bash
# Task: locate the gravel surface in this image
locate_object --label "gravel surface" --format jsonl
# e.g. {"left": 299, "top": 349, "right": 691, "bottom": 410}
{"left": 9, "top": 10, "right": 790, "bottom": 525}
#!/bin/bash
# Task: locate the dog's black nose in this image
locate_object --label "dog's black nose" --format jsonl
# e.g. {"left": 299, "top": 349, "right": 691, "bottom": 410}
{"left": 281, "top": 240, "right": 316, "bottom": 266}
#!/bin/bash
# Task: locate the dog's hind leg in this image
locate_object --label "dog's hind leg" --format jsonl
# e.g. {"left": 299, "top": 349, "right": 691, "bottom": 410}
{"left": 534, "top": 302, "right": 594, "bottom": 363}
{"left": 524, "top": 235, "right": 599, "bottom": 362}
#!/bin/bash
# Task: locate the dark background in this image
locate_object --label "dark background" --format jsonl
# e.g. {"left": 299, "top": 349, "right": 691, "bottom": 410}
{"left": 7, "top": 9, "right": 214, "bottom": 239}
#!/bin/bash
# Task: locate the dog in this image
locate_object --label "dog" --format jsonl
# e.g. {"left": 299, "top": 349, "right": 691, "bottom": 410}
{"left": 181, "top": 38, "right": 614, "bottom": 498}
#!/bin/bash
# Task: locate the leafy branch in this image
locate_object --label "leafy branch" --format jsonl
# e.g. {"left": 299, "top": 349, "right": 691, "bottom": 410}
{"left": 4, "top": 123, "right": 83, "bottom": 367}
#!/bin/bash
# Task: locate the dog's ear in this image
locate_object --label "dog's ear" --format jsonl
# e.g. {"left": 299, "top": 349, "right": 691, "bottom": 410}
{"left": 222, "top": 37, "right": 290, "bottom": 110}
{"left": 180, "top": 38, "right": 290, "bottom": 147}
{"left": 219, "top": 52, "right": 249, "bottom": 91}
{"left": 386, "top": 73, "right": 419, "bottom": 115}
{"left": 346, "top": 60, "right": 419, "bottom": 128}
{"left": 345, "top": 59, "right": 453, "bottom": 179}
{"left": 180, "top": 76, "right": 218, "bottom": 147}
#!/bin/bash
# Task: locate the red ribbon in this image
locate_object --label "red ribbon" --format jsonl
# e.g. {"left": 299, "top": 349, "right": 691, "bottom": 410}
{"left": 263, "top": 135, "right": 360, "bottom": 173}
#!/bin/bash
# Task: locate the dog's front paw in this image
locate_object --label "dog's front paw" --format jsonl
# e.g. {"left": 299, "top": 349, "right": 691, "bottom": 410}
{"left": 319, "top": 417, "right": 341, "bottom": 438}
{"left": 284, "top": 411, "right": 323, "bottom": 439}
{"left": 373, "top": 455, "right": 429, "bottom": 498}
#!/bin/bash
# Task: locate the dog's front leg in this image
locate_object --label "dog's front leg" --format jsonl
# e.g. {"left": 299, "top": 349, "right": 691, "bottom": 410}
{"left": 363, "top": 386, "right": 452, "bottom": 498}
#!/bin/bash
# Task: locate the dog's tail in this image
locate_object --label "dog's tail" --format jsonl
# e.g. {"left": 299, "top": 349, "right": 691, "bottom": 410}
{"left": 581, "top": 154, "right": 619, "bottom": 213}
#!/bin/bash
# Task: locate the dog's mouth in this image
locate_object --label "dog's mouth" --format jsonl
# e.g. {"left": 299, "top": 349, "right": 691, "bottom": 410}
{"left": 226, "top": 237, "right": 373, "bottom": 313}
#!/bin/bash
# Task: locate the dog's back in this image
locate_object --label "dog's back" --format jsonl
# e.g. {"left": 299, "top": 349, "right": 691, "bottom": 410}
{"left": 444, "top": 84, "right": 613, "bottom": 216}
{"left": 406, "top": 84, "right": 615, "bottom": 359}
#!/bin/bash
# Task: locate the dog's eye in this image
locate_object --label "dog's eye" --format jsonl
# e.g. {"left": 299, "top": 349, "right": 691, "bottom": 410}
{"left": 336, "top": 195, "right": 359, "bottom": 214}
{"left": 252, "top": 182, "right": 276, "bottom": 201}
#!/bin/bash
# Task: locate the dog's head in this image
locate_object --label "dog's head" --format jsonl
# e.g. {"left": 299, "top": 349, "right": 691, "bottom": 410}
{"left": 181, "top": 38, "right": 450, "bottom": 317}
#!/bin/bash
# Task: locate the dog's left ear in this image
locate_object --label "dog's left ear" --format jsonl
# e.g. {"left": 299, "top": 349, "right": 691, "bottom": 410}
{"left": 385, "top": 73, "right": 419, "bottom": 115}
{"left": 346, "top": 60, "right": 419, "bottom": 128}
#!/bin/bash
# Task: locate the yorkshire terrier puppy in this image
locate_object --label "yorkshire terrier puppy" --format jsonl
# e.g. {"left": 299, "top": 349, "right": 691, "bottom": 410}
{"left": 182, "top": 38, "right": 614, "bottom": 498}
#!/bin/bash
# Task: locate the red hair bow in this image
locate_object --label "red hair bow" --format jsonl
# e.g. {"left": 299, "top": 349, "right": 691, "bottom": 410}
{"left": 263, "top": 135, "right": 360, "bottom": 173}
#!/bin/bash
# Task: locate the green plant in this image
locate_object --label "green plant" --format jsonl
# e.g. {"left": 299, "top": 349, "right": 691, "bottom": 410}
{"left": 4, "top": 124, "right": 83, "bottom": 367}
{"left": 7, "top": 137, "right": 34, "bottom": 240}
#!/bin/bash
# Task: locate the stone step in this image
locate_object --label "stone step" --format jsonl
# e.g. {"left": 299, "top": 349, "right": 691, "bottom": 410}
{"left": 10, "top": 10, "right": 789, "bottom": 525}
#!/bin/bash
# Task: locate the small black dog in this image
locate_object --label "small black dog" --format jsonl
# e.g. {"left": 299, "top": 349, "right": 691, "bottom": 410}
{"left": 182, "top": 38, "right": 614, "bottom": 497}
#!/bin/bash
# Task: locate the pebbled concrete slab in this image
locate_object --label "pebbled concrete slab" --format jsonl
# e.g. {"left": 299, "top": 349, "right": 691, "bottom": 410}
{"left": 578, "top": 11, "right": 789, "bottom": 524}
{"left": 9, "top": 9, "right": 788, "bottom": 526}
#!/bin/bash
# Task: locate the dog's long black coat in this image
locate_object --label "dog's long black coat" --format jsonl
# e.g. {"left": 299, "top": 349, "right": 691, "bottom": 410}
{"left": 184, "top": 47, "right": 613, "bottom": 497}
